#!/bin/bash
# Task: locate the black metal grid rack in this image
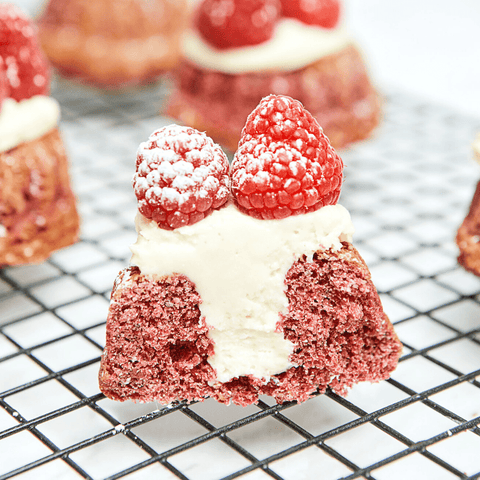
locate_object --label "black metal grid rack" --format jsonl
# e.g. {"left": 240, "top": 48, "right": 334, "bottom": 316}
{"left": 1, "top": 80, "right": 480, "bottom": 480}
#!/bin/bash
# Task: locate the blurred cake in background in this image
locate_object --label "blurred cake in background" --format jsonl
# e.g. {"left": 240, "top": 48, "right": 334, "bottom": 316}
{"left": 167, "top": 0, "right": 381, "bottom": 151}
{"left": 456, "top": 133, "right": 480, "bottom": 275}
{"left": 0, "top": 2, "right": 79, "bottom": 266}
{"left": 36, "top": 0, "right": 189, "bottom": 89}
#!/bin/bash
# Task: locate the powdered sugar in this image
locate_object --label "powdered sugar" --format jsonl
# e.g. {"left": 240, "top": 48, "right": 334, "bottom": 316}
{"left": 133, "top": 125, "right": 230, "bottom": 230}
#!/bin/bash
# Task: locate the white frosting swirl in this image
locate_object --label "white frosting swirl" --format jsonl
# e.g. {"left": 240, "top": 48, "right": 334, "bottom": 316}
{"left": 130, "top": 203, "right": 354, "bottom": 382}
{"left": 182, "top": 18, "right": 352, "bottom": 74}
{"left": 0, "top": 96, "right": 60, "bottom": 153}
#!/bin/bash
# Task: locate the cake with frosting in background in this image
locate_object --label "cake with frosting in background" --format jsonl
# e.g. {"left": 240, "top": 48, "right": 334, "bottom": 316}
{"left": 167, "top": 0, "right": 381, "bottom": 151}
{"left": 0, "top": 2, "right": 79, "bottom": 266}
{"left": 456, "top": 134, "right": 480, "bottom": 275}
{"left": 99, "top": 94, "right": 401, "bottom": 407}
{"left": 36, "top": 0, "right": 189, "bottom": 89}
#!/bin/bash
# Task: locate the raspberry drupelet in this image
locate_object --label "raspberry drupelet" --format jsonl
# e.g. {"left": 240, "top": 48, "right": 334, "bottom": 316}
{"left": 281, "top": 0, "right": 341, "bottom": 29}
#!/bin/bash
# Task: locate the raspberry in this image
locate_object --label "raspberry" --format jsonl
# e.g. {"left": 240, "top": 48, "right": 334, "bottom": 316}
{"left": 133, "top": 125, "right": 230, "bottom": 230}
{"left": 281, "top": 0, "right": 340, "bottom": 29}
{"left": 231, "top": 95, "right": 343, "bottom": 220}
{"left": 196, "top": 0, "right": 281, "bottom": 50}
{"left": 0, "top": 59, "right": 7, "bottom": 107}
{"left": 0, "top": 3, "right": 50, "bottom": 101}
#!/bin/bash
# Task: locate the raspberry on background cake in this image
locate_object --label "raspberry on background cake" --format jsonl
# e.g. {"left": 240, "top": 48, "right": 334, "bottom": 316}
{"left": 0, "top": 2, "right": 79, "bottom": 266}
{"left": 36, "top": 0, "right": 189, "bottom": 89}
{"left": 166, "top": 0, "right": 381, "bottom": 151}
{"left": 99, "top": 95, "right": 401, "bottom": 406}
{"left": 456, "top": 134, "right": 480, "bottom": 275}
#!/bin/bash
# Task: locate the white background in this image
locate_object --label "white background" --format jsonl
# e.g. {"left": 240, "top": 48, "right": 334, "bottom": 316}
{"left": 344, "top": 0, "right": 480, "bottom": 118}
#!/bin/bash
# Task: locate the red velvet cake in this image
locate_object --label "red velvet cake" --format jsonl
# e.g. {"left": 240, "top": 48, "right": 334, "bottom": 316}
{"left": 37, "top": 0, "right": 189, "bottom": 89}
{"left": 0, "top": 3, "right": 79, "bottom": 266}
{"left": 99, "top": 95, "right": 401, "bottom": 406}
{"left": 167, "top": 0, "right": 381, "bottom": 151}
{"left": 456, "top": 134, "right": 480, "bottom": 275}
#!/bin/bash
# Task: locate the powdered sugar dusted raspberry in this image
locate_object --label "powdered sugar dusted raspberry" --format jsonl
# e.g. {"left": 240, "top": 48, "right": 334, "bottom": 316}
{"left": 133, "top": 125, "right": 230, "bottom": 230}
{"left": 0, "top": 3, "right": 50, "bottom": 101}
{"left": 281, "top": 0, "right": 341, "bottom": 29}
{"left": 196, "top": 0, "right": 281, "bottom": 50}
{"left": 231, "top": 94, "right": 343, "bottom": 220}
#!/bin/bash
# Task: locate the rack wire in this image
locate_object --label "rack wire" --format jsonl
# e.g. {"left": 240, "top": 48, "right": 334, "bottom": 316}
{"left": 1, "top": 80, "right": 480, "bottom": 480}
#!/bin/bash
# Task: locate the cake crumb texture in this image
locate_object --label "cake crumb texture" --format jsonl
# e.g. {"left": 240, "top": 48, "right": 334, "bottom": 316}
{"left": 99, "top": 244, "right": 402, "bottom": 406}
{"left": 99, "top": 267, "right": 217, "bottom": 404}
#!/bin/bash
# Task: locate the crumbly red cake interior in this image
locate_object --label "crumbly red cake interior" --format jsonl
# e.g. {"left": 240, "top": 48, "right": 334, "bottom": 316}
{"left": 99, "top": 243, "right": 401, "bottom": 406}
{"left": 167, "top": 44, "right": 381, "bottom": 151}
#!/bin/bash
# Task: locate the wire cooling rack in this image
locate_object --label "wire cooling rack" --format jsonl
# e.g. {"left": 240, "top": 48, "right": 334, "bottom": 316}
{"left": 1, "top": 78, "right": 480, "bottom": 480}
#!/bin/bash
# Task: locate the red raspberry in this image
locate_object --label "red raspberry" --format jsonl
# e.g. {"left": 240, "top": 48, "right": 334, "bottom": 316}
{"left": 133, "top": 125, "right": 230, "bottom": 230}
{"left": 196, "top": 0, "right": 281, "bottom": 50}
{"left": 231, "top": 95, "right": 343, "bottom": 220}
{"left": 0, "top": 3, "right": 50, "bottom": 101}
{"left": 281, "top": 0, "right": 340, "bottom": 29}
{"left": 0, "top": 59, "right": 7, "bottom": 108}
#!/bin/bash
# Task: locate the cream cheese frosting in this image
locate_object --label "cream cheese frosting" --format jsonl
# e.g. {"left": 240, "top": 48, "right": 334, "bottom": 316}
{"left": 130, "top": 203, "right": 355, "bottom": 382}
{"left": 0, "top": 95, "right": 60, "bottom": 153}
{"left": 182, "top": 18, "right": 352, "bottom": 74}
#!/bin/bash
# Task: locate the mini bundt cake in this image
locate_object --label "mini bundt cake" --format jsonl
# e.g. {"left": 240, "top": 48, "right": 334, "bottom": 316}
{"left": 37, "top": 0, "right": 189, "bottom": 88}
{"left": 167, "top": 0, "right": 381, "bottom": 151}
{"left": 99, "top": 95, "right": 401, "bottom": 406}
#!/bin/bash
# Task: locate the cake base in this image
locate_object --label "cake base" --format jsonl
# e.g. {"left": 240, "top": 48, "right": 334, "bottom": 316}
{"left": 99, "top": 243, "right": 401, "bottom": 406}
{"left": 457, "top": 179, "right": 480, "bottom": 276}
{"left": 37, "top": 0, "right": 188, "bottom": 89}
{"left": 166, "top": 44, "right": 381, "bottom": 151}
{"left": 0, "top": 128, "right": 80, "bottom": 266}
